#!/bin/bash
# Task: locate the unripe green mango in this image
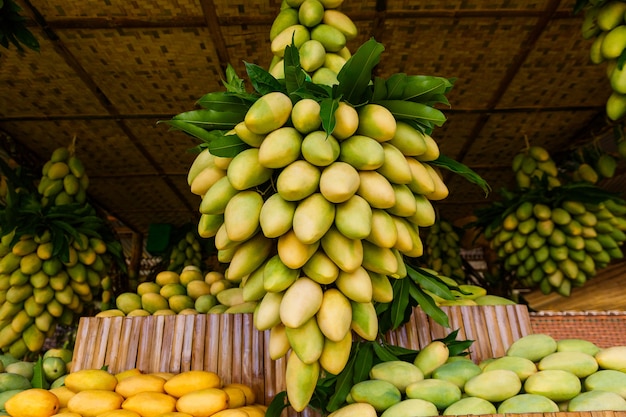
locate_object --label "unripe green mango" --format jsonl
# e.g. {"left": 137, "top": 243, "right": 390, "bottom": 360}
{"left": 258, "top": 127, "right": 303, "bottom": 169}
{"left": 443, "top": 397, "right": 497, "bottom": 416}
{"left": 481, "top": 355, "right": 537, "bottom": 381}
{"left": 338, "top": 135, "right": 385, "bottom": 170}
{"left": 263, "top": 254, "right": 299, "bottom": 293}
{"left": 524, "top": 369, "right": 581, "bottom": 402}
{"left": 227, "top": 233, "right": 273, "bottom": 282}
{"left": 312, "top": 67, "right": 339, "bottom": 86}
{"left": 414, "top": 340, "right": 449, "bottom": 378}
{"left": 606, "top": 91, "right": 626, "bottom": 121}
{"left": 432, "top": 359, "right": 482, "bottom": 389}
{"left": 199, "top": 176, "right": 238, "bottom": 215}
{"left": 271, "top": 25, "right": 311, "bottom": 58}
{"left": 349, "top": 379, "right": 402, "bottom": 412}
{"left": 380, "top": 398, "right": 439, "bottom": 417}
{"left": 299, "top": 39, "right": 326, "bottom": 72}
{"left": 361, "top": 240, "right": 398, "bottom": 276}
{"left": 405, "top": 378, "right": 461, "bottom": 410}
{"left": 537, "top": 351, "right": 598, "bottom": 378}
{"left": 597, "top": 1, "right": 626, "bottom": 31}
{"left": 311, "top": 23, "right": 346, "bottom": 52}
{"left": 321, "top": 226, "right": 363, "bottom": 273}
{"left": 556, "top": 338, "right": 601, "bottom": 356}
{"left": 568, "top": 390, "right": 626, "bottom": 412}
{"left": 285, "top": 316, "right": 325, "bottom": 364}
{"left": 244, "top": 91, "right": 293, "bottom": 134}
{"left": 584, "top": 369, "right": 626, "bottom": 398}
{"left": 350, "top": 300, "right": 377, "bottom": 341}
{"left": 327, "top": 402, "right": 377, "bottom": 417}
{"left": 497, "top": 393, "right": 559, "bottom": 413}
{"left": 369, "top": 360, "right": 424, "bottom": 393}
{"left": 299, "top": 0, "right": 324, "bottom": 27}
{"left": 464, "top": 369, "right": 522, "bottom": 402}
{"left": 506, "top": 333, "right": 557, "bottom": 362}
{"left": 335, "top": 195, "right": 372, "bottom": 240}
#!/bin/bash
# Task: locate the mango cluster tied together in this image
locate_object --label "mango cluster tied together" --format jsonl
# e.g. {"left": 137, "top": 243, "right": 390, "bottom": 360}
{"left": 268, "top": 0, "right": 357, "bottom": 85}
{"left": 37, "top": 146, "right": 89, "bottom": 208}
{"left": 420, "top": 219, "right": 466, "bottom": 283}
{"left": 511, "top": 145, "right": 561, "bottom": 189}
{"left": 166, "top": 231, "right": 205, "bottom": 273}
{"left": 582, "top": 0, "right": 626, "bottom": 120}
{"left": 327, "top": 335, "right": 626, "bottom": 417}
{"left": 188, "top": 90, "right": 448, "bottom": 411}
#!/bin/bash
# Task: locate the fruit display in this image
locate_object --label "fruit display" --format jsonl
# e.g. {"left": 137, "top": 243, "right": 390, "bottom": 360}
{"left": 325, "top": 335, "right": 626, "bottom": 417}
{"left": 2, "top": 367, "right": 267, "bottom": 417}
{"left": 102, "top": 266, "right": 258, "bottom": 317}
{"left": 0, "top": 145, "right": 124, "bottom": 358}
{"left": 476, "top": 144, "right": 626, "bottom": 296}
{"left": 419, "top": 219, "right": 466, "bottom": 283}
{"left": 162, "top": 0, "right": 496, "bottom": 409}
{"left": 579, "top": 0, "right": 626, "bottom": 120}
{"left": 165, "top": 230, "right": 205, "bottom": 273}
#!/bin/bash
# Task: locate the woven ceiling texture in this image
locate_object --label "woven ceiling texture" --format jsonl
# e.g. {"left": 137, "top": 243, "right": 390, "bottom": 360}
{"left": 1, "top": 0, "right": 625, "bottom": 243}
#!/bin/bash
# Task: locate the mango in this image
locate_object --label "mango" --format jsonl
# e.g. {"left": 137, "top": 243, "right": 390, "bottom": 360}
{"left": 361, "top": 241, "right": 398, "bottom": 276}
{"left": 584, "top": 369, "right": 626, "bottom": 398}
{"left": 276, "top": 159, "right": 320, "bottom": 201}
{"left": 226, "top": 148, "right": 273, "bottom": 191}
{"left": 538, "top": 351, "right": 598, "bottom": 377}
{"left": 316, "top": 288, "right": 352, "bottom": 342}
{"left": 319, "top": 331, "right": 352, "bottom": 375}
{"left": 285, "top": 352, "right": 319, "bottom": 412}
{"left": 321, "top": 226, "right": 363, "bottom": 273}
{"left": 334, "top": 264, "right": 373, "bottom": 304}
{"left": 234, "top": 121, "right": 265, "bottom": 147}
{"left": 190, "top": 166, "right": 226, "bottom": 196}
{"left": 497, "top": 393, "right": 560, "bottom": 413}
{"left": 5, "top": 388, "right": 59, "bottom": 417}
{"left": 367, "top": 209, "right": 398, "bottom": 248}
{"left": 302, "top": 250, "right": 339, "bottom": 285}
{"left": 64, "top": 369, "right": 118, "bottom": 392}
{"left": 414, "top": 340, "right": 449, "bottom": 378}
{"left": 285, "top": 317, "right": 325, "bottom": 364}
{"left": 327, "top": 402, "right": 377, "bottom": 417}
{"left": 95, "top": 411, "right": 142, "bottom": 417}
{"left": 319, "top": 161, "right": 360, "bottom": 204}
{"left": 377, "top": 143, "right": 413, "bottom": 185}
{"left": 259, "top": 193, "right": 296, "bottom": 238}
{"left": 568, "top": 390, "right": 626, "bottom": 411}
{"left": 253, "top": 291, "right": 283, "bottom": 331}
{"left": 369, "top": 360, "right": 424, "bottom": 393}
{"left": 301, "top": 131, "right": 340, "bottom": 166}
{"left": 481, "top": 355, "right": 537, "bottom": 381}
{"left": 262, "top": 255, "right": 298, "bottom": 293}
{"left": 258, "top": 127, "right": 302, "bottom": 168}
{"left": 122, "top": 392, "right": 177, "bottom": 416}
{"left": 293, "top": 193, "right": 336, "bottom": 244}
{"left": 357, "top": 104, "right": 396, "bottom": 141}
{"left": 506, "top": 333, "right": 557, "bottom": 362}
{"left": 199, "top": 176, "right": 239, "bottom": 215}
{"left": 357, "top": 171, "right": 395, "bottom": 209}
{"left": 269, "top": 324, "right": 290, "bottom": 360}
{"left": 595, "top": 345, "right": 626, "bottom": 370}
{"left": 279, "top": 277, "right": 323, "bottom": 328}
{"left": 338, "top": 134, "right": 385, "bottom": 170}
{"left": 0, "top": 373, "right": 31, "bottom": 392}
{"left": 524, "top": 369, "right": 581, "bottom": 402}
{"left": 270, "top": 25, "right": 311, "bottom": 58}
{"left": 369, "top": 271, "right": 394, "bottom": 303}
{"left": 291, "top": 98, "right": 322, "bottom": 133}
{"left": 380, "top": 398, "right": 439, "bottom": 417}
{"left": 350, "top": 301, "right": 377, "bottom": 341}
{"left": 311, "top": 23, "right": 346, "bottom": 52}
{"left": 223, "top": 190, "right": 263, "bottom": 242}
{"left": 331, "top": 102, "right": 359, "bottom": 140}
{"left": 442, "top": 396, "right": 496, "bottom": 416}
{"left": 334, "top": 195, "right": 372, "bottom": 240}
{"left": 67, "top": 390, "right": 123, "bottom": 417}
{"left": 432, "top": 359, "right": 482, "bottom": 389}
{"left": 269, "top": 8, "right": 299, "bottom": 41}
{"left": 405, "top": 379, "right": 462, "bottom": 410}
{"left": 176, "top": 388, "right": 229, "bottom": 417}
{"left": 163, "top": 370, "right": 221, "bottom": 398}
{"left": 350, "top": 379, "right": 401, "bottom": 412}
{"left": 226, "top": 233, "right": 273, "bottom": 281}
{"left": 277, "top": 230, "right": 319, "bottom": 269}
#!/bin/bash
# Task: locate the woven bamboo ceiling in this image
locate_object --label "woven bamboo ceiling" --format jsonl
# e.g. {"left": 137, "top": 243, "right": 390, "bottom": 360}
{"left": 1, "top": 0, "right": 625, "bottom": 246}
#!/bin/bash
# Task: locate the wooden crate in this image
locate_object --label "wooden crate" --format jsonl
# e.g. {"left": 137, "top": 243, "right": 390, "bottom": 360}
{"left": 72, "top": 304, "right": 532, "bottom": 414}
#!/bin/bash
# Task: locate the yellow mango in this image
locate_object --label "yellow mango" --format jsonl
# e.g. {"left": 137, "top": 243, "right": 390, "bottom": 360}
{"left": 335, "top": 267, "right": 373, "bottom": 303}
{"left": 350, "top": 301, "right": 378, "bottom": 341}
{"left": 331, "top": 102, "right": 359, "bottom": 140}
{"left": 316, "top": 288, "right": 352, "bottom": 342}
{"left": 285, "top": 353, "right": 319, "bottom": 412}
{"left": 319, "top": 161, "right": 360, "bottom": 205}
{"left": 176, "top": 388, "right": 229, "bottom": 417}
{"left": 121, "top": 392, "right": 177, "bottom": 416}
{"left": 189, "top": 166, "right": 226, "bottom": 196}
{"left": 414, "top": 340, "right": 449, "bottom": 377}
{"left": 328, "top": 402, "right": 378, "bottom": 417}
{"left": 5, "top": 388, "right": 60, "bottom": 417}
{"left": 223, "top": 190, "right": 264, "bottom": 242}
{"left": 357, "top": 171, "right": 396, "bottom": 209}
{"left": 335, "top": 195, "right": 372, "bottom": 240}
{"left": 64, "top": 369, "right": 118, "bottom": 392}
{"left": 199, "top": 176, "right": 239, "bottom": 215}
{"left": 259, "top": 193, "right": 296, "bottom": 238}
{"left": 67, "top": 390, "right": 123, "bottom": 417}
{"left": 361, "top": 241, "right": 398, "bottom": 276}
{"left": 377, "top": 143, "right": 413, "bottom": 185}
{"left": 298, "top": 40, "right": 327, "bottom": 73}
{"left": 95, "top": 410, "right": 143, "bottom": 417}
{"left": 226, "top": 232, "right": 273, "bottom": 282}
{"left": 276, "top": 159, "right": 321, "bottom": 201}
{"left": 301, "top": 131, "right": 340, "bottom": 167}
{"left": 280, "top": 277, "right": 323, "bottom": 328}
{"left": 277, "top": 230, "right": 319, "bottom": 269}
{"left": 311, "top": 23, "right": 346, "bottom": 52}
{"left": 320, "top": 331, "right": 353, "bottom": 375}
{"left": 258, "top": 127, "right": 303, "bottom": 168}
{"left": 49, "top": 386, "right": 76, "bottom": 409}
{"left": 253, "top": 291, "right": 284, "bottom": 331}
{"left": 285, "top": 316, "right": 325, "bottom": 364}
{"left": 270, "top": 25, "right": 311, "bottom": 58}
{"left": 223, "top": 383, "right": 256, "bottom": 405}
{"left": 226, "top": 148, "right": 273, "bottom": 191}
{"left": 320, "top": 226, "right": 363, "bottom": 273}
{"left": 357, "top": 104, "right": 396, "bottom": 142}
{"left": 293, "top": 193, "right": 336, "bottom": 244}
{"left": 338, "top": 134, "right": 385, "bottom": 170}
{"left": 234, "top": 121, "right": 264, "bottom": 147}
{"left": 302, "top": 249, "right": 340, "bottom": 285}
{"left": 163, "top": 370, "right": 221, "bottom": 398}
{"left": 263, "top": 255, "right": 299, "bottom": 293}
{"left": 269, "top": 323, "right": 291, "bottom": 360}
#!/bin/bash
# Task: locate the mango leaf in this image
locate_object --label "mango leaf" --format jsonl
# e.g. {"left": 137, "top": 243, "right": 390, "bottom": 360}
{"left": 336, "top": 38, "right": 385, "bottom": 105}
{"left": 353, "top": 342, "right": 374, "bottom": 383}
{"left": 408, "top": 284, "right": 450, "bottom": 328}
{"left": 30, "top": 356, "right": 46, "bottom": 389}
{"left": 435, "top": 329, "right": 474, "bottom": 357}
{"left": 196, "top": 91, "right": 253, "bottom": 112}
{"left": 375, "top": 99, "right": 447, "bottom": 127}
{"left": 245, "top": 61, "right": 283, "bottom": 95}
{"left": 373, "top": 342, "right": 400, "bottom": 362}
{"left": 265, "top": 391, "right": 289, "bottom": 417}
{"left": 385, "top": 73, "right": 409, "bottom": 100}
{"left": 207, "top": 131, "right": 249, "bottom": 158}
{"left": 431, "top": 154, "right": 491, "bottom": 196}
{"left": 284, "top": 42, "right": 307, "bottom": 100}
{"left": 222, "top": 63, "right": 247, "bottom": 94}
{"left": 381, "top": 343, "right": 420, "bottom": 363}
{"left": 371, "top": 76, "right": 388, "bottom": 102}
{"left": 171, "top": 109, "right": 244, "bottom": 129}
{"left": 320, "top": 97, "right": 339, "bottom": 136}
{"left": 390, "top": 278, "right": 412, "bottom": 331}
{"left": 409, "top": 267, "right": 456, "bottom": 300}
{"left": 162, "top": 120, "right": 213, "bottom": 142}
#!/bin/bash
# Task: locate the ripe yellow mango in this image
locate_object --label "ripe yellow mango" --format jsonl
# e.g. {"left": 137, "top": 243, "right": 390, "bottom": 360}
{"left": 253, "top": 291, "right": 284, "bottom": 331}
{"left": 6, "top": 388, "right": 59, "bottom": 417}
{"left": 280, "top": 277, "right": 323, "bottom": 328}
{"left": 335, "top": 267, "right": 373, "bottom": 303}
{"left": 319, "top": 161, "right": 360, "bottom": 204}
{"left": 339, "top": 135, "right": 385, "bottom": 170}
{"left": 115, "top": 374, "right": 166, "bottom": 398}
{"left": 224, "top": 190, "right": 264, "bottom": 242}
{"left": 357, "top": 171, "right": 395, "bottom": 209}
{"left": 121, "top": 391, "right": 177, "bottom": 416}
{"left": 523, "top": 369, "right": 581, "bottom": 402}
{"left": 319, "top": 330, "right": 352, "bottom": 375}
{"left": 277, "top": 230, "right": 319, "bottom": 269}
{"left": 163, "top": 370, "right": 221, "bottom": 398}
{"left": 301, "top": 131, "right": 340, "bottom": 166}
{"left": 226, "top": 148, "right": 273, "bottom": 191}
{"left": 377, "top": 143, "right": 413, "bottom": 185}
{"left": 226, "top": 233, "right": 273, "bottom": 282}
{"left": 321, "top": 226, "right": 363, "bottom": 273}
{"left": 293, "top": 193, "right": 336, "bottom": 244}
{"left": 302, "top": 249, "right": 340, "bottom": 285}
{"left": 269, "top": 323, "right": 291, "bottom": 360}
{"left": 276, "top": 159, "right": 321, "bottom": 201}
{"left": 199, "top": 176, "right": 239, "bottom": 215}
{"left": 258, "top": 127, "right": 303, "bottom": 168}
{"left": 327, "top": 402, "right": 377, "bottom": 417}
{"left": 331, "top": 102, "right": 359, "bottom": 140}
{"left": 357, "top": 104, "right": 396, "bottom": 142}
{"left": 285, "top": 317, "right": 325, "bottom": 364}
{"left": 67, "top": 390, "right": 124, "bottom": 417}
{"left": 271, "top": 25, "right": 311, "bottom": 58}
{"left": 335, "top": 195, "right": 372, "bottom": 240}
{"left": 64, "top": 369, "right": 118, "bottom": 392}
{"left": 361, "top": 241, "right": 398, "bottom": 276}
{"left": 176, "top": 388, "right": 229, "bottom": 417}
{"left": 259, "top": 193, "right": 296, "bottom": 238}
{"left": 285, "top": 353, "right": 319, "bottom": 412}
{"left": 316, "top": 288, "right": 352, "bottom": 341}
{"left": 414, "top": 340, "right": 449, "bottom": 378}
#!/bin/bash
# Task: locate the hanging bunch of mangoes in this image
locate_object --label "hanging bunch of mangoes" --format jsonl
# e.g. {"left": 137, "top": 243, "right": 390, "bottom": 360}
{"left": 474, "top": 143, "right": 626, "bottom": 297}
{"left": 0, "top": 141, "right": 124, "bottom": 358}
{"left": 164, "top": 0, "right": 489, "bottom": 411}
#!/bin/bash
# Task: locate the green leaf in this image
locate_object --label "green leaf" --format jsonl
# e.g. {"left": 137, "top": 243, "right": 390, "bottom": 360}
{"left": 31, "top": 356, "right": 46, "bottom": 389}
{"left": 375, "top": 100, "right": 447, "bottom": 127}
{"left": 196, "top": 91, "right": 253, "bottom": 112}
{"left": 409, "top": 266, "right": 456, "bottom": 300}
{"left": 245, "top": 61, "right": 284, "bottom": 95}
{"left": 385, "top": 73, "right": 409, "bottom": 100}
{"left": 161, "top": 120, "right": 214, "bottom": 143}
{"left": 222, "top": 64, "right": 247, "bottom": 94}
{"left": 336, "top": 38, "right": 385, "bottom": 105}
{"left": 172, "top": 109, "right": 244, "bottom": 129}
{"left": 284, "top": 42, "right": 307, "bottom": 99}
{"left": 265, "top": 391, "right": 289, "bottom": 417}
{"left": 353, "top": 342, "right": 374, "bottom": 383}
{"left": 13, "top": 24, "right": 39, "bottom": 52}
{"left": 431, "top": 154, "right": 491, "bottom": 196}
{"left": 373, "top": 342, "right": 400, "bottom": 362}
{"left": 409, "top": 285, "right": 450, "bottom": 328}
{"left": 371, "top": 76, "right": 388, "bottom": 102}
{"left": 320, "top": 97, "right": 339, "bottom": 136}
{"left": 390, "top": 278, "right": 411, "bottom": 330}
{"left": 207, "top": 131, "right": 249, "bottom": 158}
